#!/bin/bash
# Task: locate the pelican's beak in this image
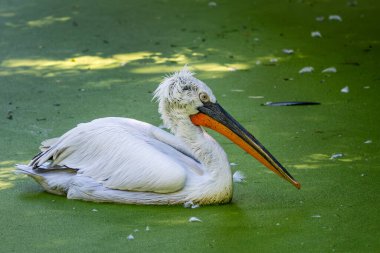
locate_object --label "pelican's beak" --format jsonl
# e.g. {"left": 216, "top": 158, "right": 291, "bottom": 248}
{"left": 190, "top": 102, "right": 301, "bottom": 189}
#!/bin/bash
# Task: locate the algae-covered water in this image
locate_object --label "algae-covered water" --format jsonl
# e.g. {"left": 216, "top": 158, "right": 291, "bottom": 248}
{"left": 1, "top": 0, "right": 379, "bottom": 252}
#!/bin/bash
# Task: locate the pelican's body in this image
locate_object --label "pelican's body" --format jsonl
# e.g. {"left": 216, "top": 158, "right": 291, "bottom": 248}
{"left": 17, "top": 67, "right": 300, "bottom": 205}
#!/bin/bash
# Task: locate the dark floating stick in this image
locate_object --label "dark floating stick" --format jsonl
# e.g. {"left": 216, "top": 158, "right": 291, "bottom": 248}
{"left": 262, "top": 101, "right": 321, "bottom": 106}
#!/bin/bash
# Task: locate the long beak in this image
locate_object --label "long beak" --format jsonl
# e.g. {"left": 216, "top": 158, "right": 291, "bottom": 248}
{"left": 190, "top": 102, "right": 301, "bottom": 189}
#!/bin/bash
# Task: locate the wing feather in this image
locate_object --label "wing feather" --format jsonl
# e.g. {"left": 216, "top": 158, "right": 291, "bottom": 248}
{"left": 31, "top": 117, "right": 202, "bottom": 193}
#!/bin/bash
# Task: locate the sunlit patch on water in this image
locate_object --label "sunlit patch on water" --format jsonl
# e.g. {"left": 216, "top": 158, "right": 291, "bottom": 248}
{"left": 0, "top": 160, "right": 28, "bottom": 190}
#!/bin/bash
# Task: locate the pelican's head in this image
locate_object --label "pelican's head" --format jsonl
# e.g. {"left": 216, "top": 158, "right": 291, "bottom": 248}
{"left": 154, "top": 67, "right": 217, "bottom": 128}
{"left": 154, "top": 67, "right": 301, "bottom": 189}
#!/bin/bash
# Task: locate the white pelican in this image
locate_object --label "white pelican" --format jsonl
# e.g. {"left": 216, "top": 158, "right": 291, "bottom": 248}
{"left": 16, "top": 67, "right": 300, "bottom": 205}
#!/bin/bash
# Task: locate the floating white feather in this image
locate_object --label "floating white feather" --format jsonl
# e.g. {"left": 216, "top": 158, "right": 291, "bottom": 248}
{"left": 299, "top": 66, "right": 314, "bottom": 74}
{"left": 341, "top": 86, "right": 349, "bottom": 93}
{"left": 282, "top": 49, "right": 294, "bottom": 54}
{"left": 189, "top": 217, "right": 202, "bottom": 222}
{"left": 322, "top": 67, "right": 337, "bottom": 73}
{"left": 233, "top": 171, "right": 246, "bottom": 183}
{"left": 329, "top": 15, "right": 342, "bottom": 21}
{"left": 330, "top": 153, "right": 343, "bottom": 160}
{"left": 311, "top": 31, "right": 322, "bottom": 38}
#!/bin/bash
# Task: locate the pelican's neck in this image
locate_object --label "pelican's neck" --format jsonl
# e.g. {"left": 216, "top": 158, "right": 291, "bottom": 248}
{"left": 170, "top": 116, "right": 232, "bottom": 179}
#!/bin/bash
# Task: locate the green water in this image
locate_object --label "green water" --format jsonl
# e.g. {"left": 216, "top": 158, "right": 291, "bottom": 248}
{"left": 0, "top": 0, "right": 379, "bottom": 252}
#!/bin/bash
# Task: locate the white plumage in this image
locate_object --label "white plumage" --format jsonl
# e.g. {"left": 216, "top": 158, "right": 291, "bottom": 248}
{"left": 16, "top": 67, "right": 300, "bottom": 205}
{"left": 17, "top": 68, "right": 233, "bottom": 204}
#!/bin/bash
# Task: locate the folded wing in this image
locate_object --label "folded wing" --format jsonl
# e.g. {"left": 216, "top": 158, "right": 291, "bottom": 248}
{"left": 30, "top": 117, "right": 202, "bottom": 193}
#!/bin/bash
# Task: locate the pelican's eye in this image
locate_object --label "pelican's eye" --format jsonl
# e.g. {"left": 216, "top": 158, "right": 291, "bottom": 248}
{"left": 199, "top": 92, "right": 210, "bottom": 103}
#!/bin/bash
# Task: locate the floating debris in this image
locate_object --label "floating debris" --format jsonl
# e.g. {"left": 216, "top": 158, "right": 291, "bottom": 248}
{"left": 276, "top": 223, "right": 280, "bottom": 226}
{"left": 127, "top": 234, "right": 134, "bottom": 240}
{"left": 311, "top": 214, "right": 321, "bottom": 218}
{"left": 230, "top": 162, "right": 238, "bottom": 166}
{"left": 231, "top": 89, "right": 244, "bottom": 92}
{"left": 363, "top": 86, "right": 370, "bottom": 89}
{"left": 311, "top": 31, "right": 322, "bottom": 38}
{"left": 263, "top": 101, "right": 320, "bottom": 106}
{"left": 360, "top": 173, "right": 366, "bottom": 177}
{"left": 341, "top": 86, "right": 349, "bottom": 93}
{"left": 330, "top": 153, "right": 343, "bottom": 160}
{"left": 233, "top": 171, "right": 246, "bottom": 183}
{"left": 322, "top": 67, "right": 337, "bottom": 73}
{"left": 329, "top": 15, "right": 342, "bottom": 21}
{"left": 145, "top": 226, "right": 150, "bottom": 231}
{"left": 299, "top": 66, "right": 314, "bottom": 74}
{"left": 91, "top": 208, "right": 98, "bottom": 212}
{"left": 364, "top": 140, "right": 372, "bottom": 144}
{"left": 282, "top": 49, "right": 294, "bottom": 54}
{"left": 255, "top": 60, "right": 261, "bottom": 65}
{"left": 315, "top": 16, "right": 325, "bottom": 22}
{"left": 189, "top": 217, "right": 202, "bottom": 223}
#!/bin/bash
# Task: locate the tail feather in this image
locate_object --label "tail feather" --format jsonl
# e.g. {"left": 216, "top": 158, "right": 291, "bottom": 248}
{"left": 15, "top": 164, "right": 74, "bottom": 196}
{"left": 15, "top": 164, "right": 44, "bottom": 180}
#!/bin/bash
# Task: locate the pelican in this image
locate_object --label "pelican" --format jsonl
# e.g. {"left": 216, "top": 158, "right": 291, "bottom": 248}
{"left": 16, "top": 67, "right": 300, "bottom": 205}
